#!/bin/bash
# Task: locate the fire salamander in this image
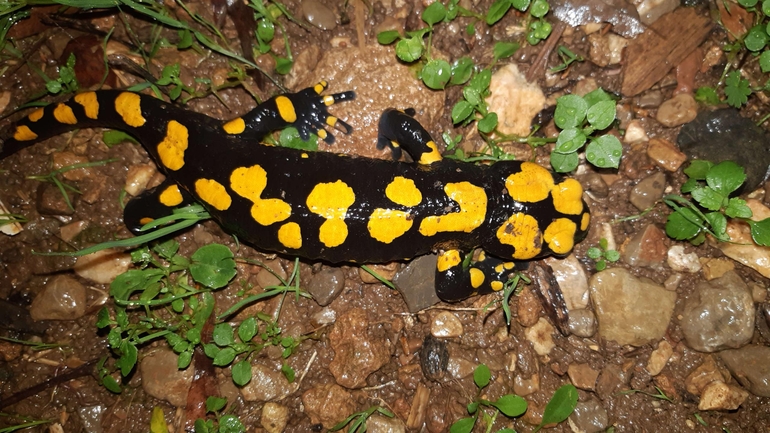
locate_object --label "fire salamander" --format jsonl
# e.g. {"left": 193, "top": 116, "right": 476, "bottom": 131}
{"left": 0, "top": 83, "right": 590, "bottom": 302}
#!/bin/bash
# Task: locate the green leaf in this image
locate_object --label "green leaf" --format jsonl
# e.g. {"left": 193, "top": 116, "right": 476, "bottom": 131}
{"left": 530, "top": 0, "right": 549, "bottom": 17}
{"left": 279, "top": 126, "right": 318, "bottom": 151}
{"left": 493, "top": 42, "right": 519, "bottom": 61}
{"left": 704, "top": 211, "right": 728, "bottom": 239}
{"left": 486, "top": 0, "right": 511, "bottom": 24}
{"left": 739, "top": 0, "right": 759, "bottom": 6}
{"left": 761, "top": 51, "right": 770, "bottom": 73}
{"left": 690, "top": 186, "right": 724, "bottom": 211}
{"left": 213, "top": 323, "right": 235, "bottom": 346}
{"left": 450, "top": 57, "right": 474, "bottom": 85}
{"left": 540, "top": 384, "right": 578, "bottom": 427}
{"left": 725, "top": 197, "right": 753, "bottom": 218}
{"left": 116, "top": 341, "right": 138, "bottom": 376}
{"left": 178, "top": 349, "right": 193, "bottom": 369}
{"left": 706, "top": 160, "right": 745, "bottom": 196}
{"left": 586, "top": 246, "right": 602, "bottom": 259}
{"left": 684, "top": 160, "right": 713, "bottom": 180}
{"left": 764, "top": 0, "right": 770, "bottom": 14}
{"left": 724, "top": 70, "right": 751, "bottom": 107}
{"left": 744, "top": 25, "right": 767, "bottom": 51}
{"left": 550, "top": 150, "right": 579, "bottom": 173}
{"left": 275, "top": 57, "right": 293, "bottom": 75}
{"left": 395, "top": 37, "right": 424, "bottom": 62}
{"left": 213, "top": 347, "right": 237, "bottom": 366}
{"left": 282, "top": 363, "right": 296, "bottom": 382}
{"left": 206, "top": 396, "right": 228, "bottom": 413}
{"left": 96, "top": 307, "right": 111, "bottom": 328}
{"left": 102, "top": 374, "right": 122, "bottom": 393}
{"left": 422, "top": 59, "right": 452, "bottom": 89}
{"left": 478, "top": 112, "right": 498, "bottom": 134}
{"left": 452, "top": 100, "right": 474, "bottom": 124}
{"left": 665, "top": 207, "right": 704, "bottom": 240}
{"left": 103, "top": 130, "right": 138, "bottom": 146}
{"left": 110, "top": 269, "right": 164, "bottom": 303}
{"left": 583, "top": 88, "right": 612, "bottom": 106}
{"left": 238, "top": 317, "right": 257, "bottom": 342}
{"left": 218, "top": 414, "right": 245, "bottom": 433}
{"left": 257, "top": 19, "right": 275, "bottom": 42}
{"left": 554, "top": 94, "right": 588, "bottom": 129}
{"left": 232, "top": 360, "right": 252, "bottom": 386}
{"left": 473, "top": 364, "right": 491, "bottom": 388}
{"left": 492, "top": 394, "right": 527, "bottom": 417}
{"left": 469, "top": 68, "right": 491, "bottom": 91}
{"left": 422, "top": 1, "right": 447, "bottom": 26}
{"left": 511, "top": 0, "right": 531, "bottom": 11}
{"left": 554, "top": 128, "right": 587, "bottom": 154}
{"left": 749, "top": 218, "right": 770, "bottom": 246}
{"left": 377, "top": 30, "right": 401, "bottom": 44}
{"left": 694, "top": 87, "right": 721, "bottom": 105}
{"left": 189, "top": 244, "right": 236, "bottom": 289}
{"left": 585, "top": 100, "right": 615, "bottom": 130}
{"left": 463, "top": 86, "right": 483, "bottom": 106}
{"left": 449, "top": 416, "right": 476, "bottom": 433}
{"left": 585, "top": 135, "right": 622, "bottom": 168}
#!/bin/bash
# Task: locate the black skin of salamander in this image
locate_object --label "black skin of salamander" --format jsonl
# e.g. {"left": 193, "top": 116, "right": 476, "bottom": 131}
{"left": 0, "top": 87, "right": 588, "bottom": 301}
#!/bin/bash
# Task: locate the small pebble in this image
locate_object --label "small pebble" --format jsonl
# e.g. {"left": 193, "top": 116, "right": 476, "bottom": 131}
{"left": 261, "top": 402, "right": 290, "bottom": 433}
{"left": 647, "top": 138, "right": 687, "bottom": 172}
{"left": 656, "top": 93, "right": 698, "bottom": 127}
{"left": 646, "top": 340, "right": 673, "bottom": 376}
{"left": 302, "top": 0, "right": 337, "bottom": 30}
{"left": 667, "top": 245, "right": 701, "bottom": 273}
{"left": 567, "top": 308, "right": 597, "bottom": 337}
{"left": 569, "top": 398, "right": 609, "bottom": 433}
{"left": 629, "top": 171, "right": 667, "bottom": 211}
{"left": 29, "top": 275, "right": 86, "bottom": 321}
{"left": 698, "top": 381, "right": 749, "bottom": 411}
{"left": 431, "top": 311, "right": 463, "bottom": 338}
{"left": 74, "top": 249, "right": 132, "bottom": 284}
{"left": 524, "top": 317, "right": 556, "bottom": 356}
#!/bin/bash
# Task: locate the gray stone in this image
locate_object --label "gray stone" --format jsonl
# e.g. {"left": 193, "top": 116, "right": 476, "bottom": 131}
{"left": 719, "top": 345, "right": 770, "bottom": 397}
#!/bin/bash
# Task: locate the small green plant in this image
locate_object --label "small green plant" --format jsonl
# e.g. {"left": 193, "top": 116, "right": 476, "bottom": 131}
{"left": 549, "top": 46, "right": 584, "bottom": 73}
{"left": 501, "top": 272, "right": 530, "bottom": 325}
{"left": 664, "top": 160, "right": 770, "bottom": 246}
{"left": 450, "top": 364, "right": 527, "bottom": 433}
{"left": 193, "top": 397, "right": 246, "bottom": 433}
{"left": 486, "top": 0, "right": 551, "bottom": 44}
{"left": 34, "top": 52, "right": 79, "bottom": 95}
{"left": 27, "top": 158, "right": 118, "bottom": 211}
{"left": 551, "top": 88, "right": 622, "bottom": 172}
{"left": 329, "top": 406, "right": 396, "bottom": 432}
{"left": 533, "top": 383, "right": 579, "bottom": 432}
{"left": 586, "top": 238, "right": 620, "bottom": 271}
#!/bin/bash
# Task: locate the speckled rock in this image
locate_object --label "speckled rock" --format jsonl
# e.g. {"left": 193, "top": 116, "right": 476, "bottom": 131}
{"left": 240, "top": 362, "right": 292, "bottom": 402}
{"left": 74, "top": 249, "right": 132, "bottom": 284}
{"left": 647, "top": 138, "right": 686, "bottom": 172}
{"left": 301, "top": 383, "right": 356, "bottom": 429}
{"left": 698, "top": 381, "right": 749, "bottom": 411}
{"left": 621, "top": 223, "right": 668, "bottom": 268}
{"left": 567, "top": 308, "right": 597, "bottom": 337}
{"left": 301, "top": 0, "right": 337, "bottom": 30}
{"left": 646, "top": 340, "right": 673, "bottom": 376}
{"left": 260, "top": 402, "right": 289, "bottom": 433}
{"left": 568, "top": 397, "right": 609, "bottom": 433}
{"left": 589, "top": 268, "right": 676, "bottom": 346}
{"left": 545, "top": 254, "right": 589, "bottom": 310}
{"left": 29, "top": 275, "right": 86, "bottom": 321}
{"left": 629, "top": 172, "right": 667, "bottom": 211}
{"left": 568, "top": 363, "right": 599, "bottom": 390}
{"left": 486, "top": 64, "right": 546, "bottom": 136}
{"left": 719, "top": 345, "right": 770, "bottom": 397}
{"left": 329, "top": 308, "right": 393, "bottom": 388}
{"left": 392, "top": 254, "right": 441, "bottom": 312}
{"left": 430, "top": 311, "right": 463, "bottom": 338}
{"left": 306, "top": 267, "right": 345, "bottom": 306}
{"left": 685, "top": 356, "right": 731, "bottom": 395}
{"left": 656, "top": 93, "right": 698, "bottom": 127}
{"left": 718, "top": 200, "right": 770, "bottom": 278}
{"left": 524, "top": 317, "right": 556, "bottom": 356}
{"left": 678, "top": 109, "right": 770, "bottom": 192}
{"left": 366, "top": 414, "right": 406, "bottom": 433}
{"left": 667, "top": 245, "right": 702, "bottom": 273}
{"left": 681, "top": 271, "right": 755, "bottom": 352}
{"left": 139, "top": 348, "right": 193, "bottom": 407}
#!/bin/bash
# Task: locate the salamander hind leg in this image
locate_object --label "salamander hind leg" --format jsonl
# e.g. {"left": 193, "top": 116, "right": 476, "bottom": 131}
{"left": 434, "top": 249, "right": 526, "bottom": 302}
{"left": 123, "top": 180, "right": 197, "bottom": 234}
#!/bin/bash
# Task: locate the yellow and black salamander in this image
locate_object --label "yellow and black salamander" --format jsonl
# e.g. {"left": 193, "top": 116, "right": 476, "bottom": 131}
{"left": 0, "top": 83, "right": 590, "bottom": 301}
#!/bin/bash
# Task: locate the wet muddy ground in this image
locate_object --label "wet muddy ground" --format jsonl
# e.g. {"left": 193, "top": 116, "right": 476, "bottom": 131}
{"left": 1, "top": 0, "right": 770, "bottom": 432}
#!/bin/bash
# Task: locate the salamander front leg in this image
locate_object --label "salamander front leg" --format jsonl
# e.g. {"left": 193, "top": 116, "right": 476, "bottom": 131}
{"left": 123, "top": 180, "right": 197, "bottom": 234}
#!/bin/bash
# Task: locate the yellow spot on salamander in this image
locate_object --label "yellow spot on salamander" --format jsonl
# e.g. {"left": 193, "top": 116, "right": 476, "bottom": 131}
{"left": 223, "top": 117, "right": 245, "bottom": 134}
{"left": 278, "top": 222, "right": 302, "bottom": 249}
{"left": 496, "top": 213, "right": 542, "bottom": 260}
{"left": 230, "top": 165, "right": 292, "bottom": 226}
{"left": 505, "top": 162, "right": 555, "bottom": 203}
{"left": 301, "top": 153, "right": 309, "bottom": 158}
{"left": 53, "top": 103, "right": 77, "bottom": 124}
{"left": 385, "top": 176, "right": 422, "bottom": 207}
{"left": 318, "top": 129, "right": 327, "bottom": 140}
{"left": 159, "top": 185, "right": 184, "bottom": 207}
{"left": 544, "top": 218, "right": 577, "bottom": 255}
{"left": 504, "top": 262, "right": 514, "bottom": 270}
{"left": 437, "top": 250, "right": 461, "bottom": 272}
{"left": 28, "top": 108, "right": 44, "bottom": 122}
{"left": 314, "top": 83, "right": 325, "bottom": 94}
{"left": 491, "top": 280, "right": 504, "bottom": 291}
{"left": 470, "top": 268, "right": 485, "bottom": 289}
{"left": 326, "top": 116, "right": 337, "bottom": 127}
{"left": 494, "top": 264, "right": 504, "bottom": 273}
{"left": 13, "top": 125, "right": 37, "bottom": 141}
{"left": 139, "top": 217, "right": 154, "bottom": 226}
{"left": 418, "top": 141, "right": 443, "bottom": 165}
{"left": 275, "top": 96, "right": 297, "bottom": 123}
{"left": 323, "top": 95, "right": 334, "bottom": 106}
{"left": 367, "top": 208, "right": 413, "bottom": 243}
{"left": 74, "top": 92, "right": 99, "bottom": 119}
{"left": 115, "top": 92, "right": 146, "bottom": 127}
{"left": 581, "top": 212, "right": 591, "bottom": 231}
{"left": 306, "top": 180, "right": 355, "bottom": 247}
{"left": 552, "top": 178, "right": 584, "bottom": 215}
{"left": 478, "top": 251, "right": 486, "bottom": 261}
{"left": 195, "top": 178, "right": 231, "bottom": 211}
{"left": 419, "top": 182, "right": 487, "bottom": 236}
{"left": 157, "top": 121, "right": 189, "bottom": 171}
